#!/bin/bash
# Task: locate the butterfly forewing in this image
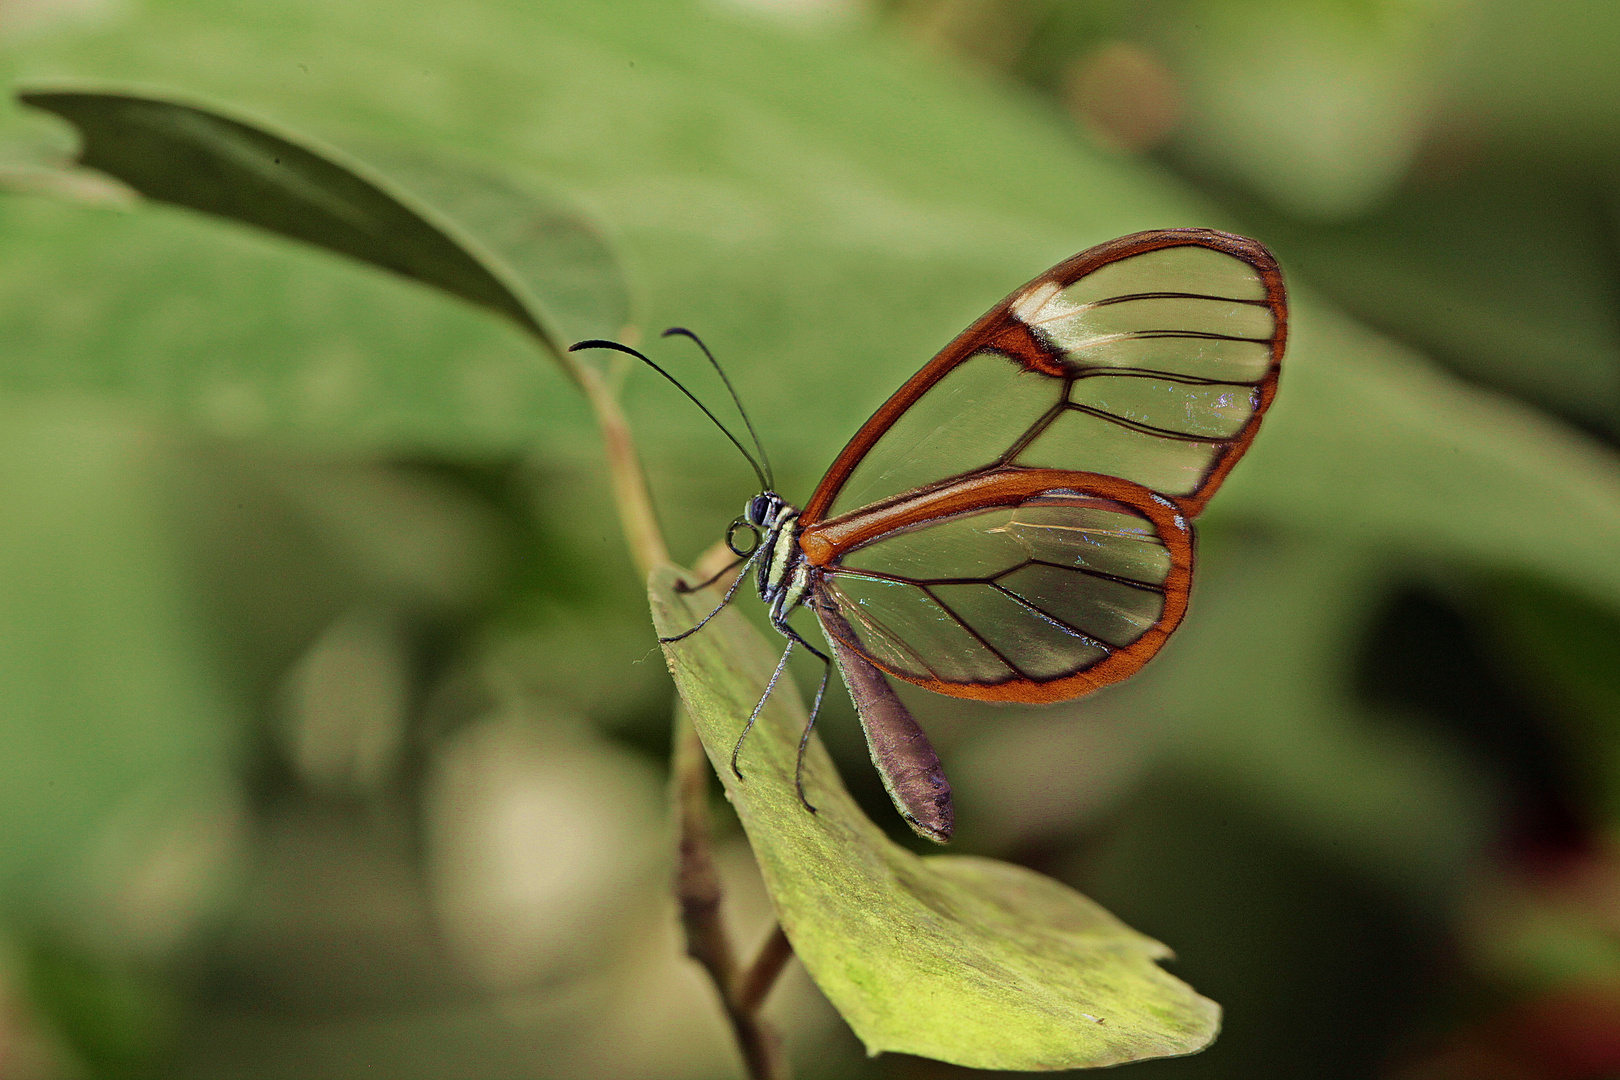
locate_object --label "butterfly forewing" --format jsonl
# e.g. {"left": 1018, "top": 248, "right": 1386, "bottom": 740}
{"left": 826, "top": 350, "right": 1062, "bottom": 519}
{"left": 799, "top": 229, "right": 1281, "bottom": 703}
{"left": 805, "top": 230, "right": 1285, "bottom": 524}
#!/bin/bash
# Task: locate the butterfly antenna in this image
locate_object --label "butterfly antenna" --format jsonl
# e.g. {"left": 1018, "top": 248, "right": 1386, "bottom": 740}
{"left": 662, "top": 327, "right": 775, "bottom": 490}
{"left": 569, "top": 339, "right": 771, "bottom": 491}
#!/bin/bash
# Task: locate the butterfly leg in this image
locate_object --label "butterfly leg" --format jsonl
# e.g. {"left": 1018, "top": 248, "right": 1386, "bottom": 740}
{"left": 660, "top": 547, "right": 760, "bottom": 644}
{"left": 731, "top": 638, "right": 794, "bottom": 779}
{"left": 674, "top": 554, "right": 745, "bottom": 594}
{"left": 793, "top": 650, "right": 831, "bottom": 815}
{"left": 763, "top": 619, "right": 832, "bottom": 814}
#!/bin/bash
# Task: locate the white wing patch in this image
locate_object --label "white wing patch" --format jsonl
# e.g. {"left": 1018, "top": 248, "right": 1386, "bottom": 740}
{"left": 1009, "top": 280, "right": 1064, "bottom": 324}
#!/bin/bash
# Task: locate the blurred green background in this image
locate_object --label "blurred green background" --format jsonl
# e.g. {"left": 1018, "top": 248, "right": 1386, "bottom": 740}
{"left": 3, "top": 0, "right": 1620, "bottom": 1076}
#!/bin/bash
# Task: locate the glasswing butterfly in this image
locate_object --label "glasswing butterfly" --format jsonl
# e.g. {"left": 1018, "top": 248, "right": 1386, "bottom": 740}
{"left": 574, "top": 228, "right": 1287, "bottom": 843}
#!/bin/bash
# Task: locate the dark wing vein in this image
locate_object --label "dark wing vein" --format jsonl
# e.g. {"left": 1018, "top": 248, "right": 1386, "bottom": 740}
{"left": 1068, "top": 366, "right": 1266, "bottom": 388}
{"left": 1000, "top": 400, "right": 1069, "bottom": 462}
{"left": 985, "top": 582, "right": 1116, "bottom": 653}
{"left": 1126, "top": 330, "right": 1274, "bottom": 344}
{"left": 829, "top": 559, "right": 1166, "bottom": 594}
{"left": 917, "top": 585, "right": 1033, "bottom": 681}
{"left": 1012, "top": 559, "right": 1168, "bottom": 593}
{"left": 837, "top": 592, "right": 946, "bottom": 683}
{"left": 826, "top": 568, "right": 1122, "bottom": 683}
{"left": 1064, "top": 402, "right": 1233, "bottom": 443}
{"left": 1086, "top": 290, "right": 1273, "bottom": 308}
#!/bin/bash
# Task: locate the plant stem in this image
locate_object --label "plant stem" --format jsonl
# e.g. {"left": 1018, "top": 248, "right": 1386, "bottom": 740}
{"left": 672, "top": 711, "right": 792, "bottom": 1080}
{"left": 576, "top": 344, "right": 796, "bottom": 1078}
{"left": 737, "top": 925, "right": 795, "bottom": 1015}
{"left": 575, "top": 355, "right": 668, "bottom": 578}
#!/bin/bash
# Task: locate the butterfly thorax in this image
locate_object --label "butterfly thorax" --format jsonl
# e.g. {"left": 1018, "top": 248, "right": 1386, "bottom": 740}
{"left": 745, "top": 492, "right": 814, "bottom": 628}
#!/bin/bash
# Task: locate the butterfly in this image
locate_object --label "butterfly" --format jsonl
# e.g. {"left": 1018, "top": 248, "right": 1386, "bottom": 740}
{"left": 573, "top": 228, "right": 1287, "bottom": 843}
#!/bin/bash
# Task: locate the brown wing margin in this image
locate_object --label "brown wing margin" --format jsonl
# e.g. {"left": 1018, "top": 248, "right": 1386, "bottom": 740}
{"left": 799, "top": 228, "right": 1287, "bottom": 525}
{"left": 803, "top": 468, "right": 1194, "bottom": 703}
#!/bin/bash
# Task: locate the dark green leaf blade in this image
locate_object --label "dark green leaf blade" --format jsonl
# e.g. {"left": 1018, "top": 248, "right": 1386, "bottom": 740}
{"left": 354, "top": 146, "right": 631, "bottom": 347}
{"left": 649, "top": 566, "right": 1218, "bottom": 1069}
{"left": 15, "top": 88, "right": 612, "bottom": 353}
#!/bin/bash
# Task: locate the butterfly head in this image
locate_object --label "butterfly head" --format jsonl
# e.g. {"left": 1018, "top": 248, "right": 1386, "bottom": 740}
{"left": 746, "top": 492, "right": 788, "bottom": 529}
{"left": 728, "top": 492, "right": 794, "bottom": 559}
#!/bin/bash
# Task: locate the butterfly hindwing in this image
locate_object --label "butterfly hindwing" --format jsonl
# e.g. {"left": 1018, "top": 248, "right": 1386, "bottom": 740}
{"left": 804, "top": 470, "right": 1194, "bottom": 702}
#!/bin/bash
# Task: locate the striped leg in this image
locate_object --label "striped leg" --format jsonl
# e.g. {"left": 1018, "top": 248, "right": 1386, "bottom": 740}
{"left": 771, "top": 619, "right": 832, "bottom": 814}
{"left": 731, "top": 638, "right": 795, "bottom": 778}
{"left": 660, "top": 548, "right": 760, "bottom": 644}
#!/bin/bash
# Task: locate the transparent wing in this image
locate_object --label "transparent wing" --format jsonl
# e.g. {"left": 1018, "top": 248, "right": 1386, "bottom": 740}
{"left": 804, "top": 230, "right": 1286, "bottom": 525}
{"left": 811, "top": 485, "right": 1193, "bottom": 702}
{"left": 823, "top": 350, "right": 1064, "bottom": 518}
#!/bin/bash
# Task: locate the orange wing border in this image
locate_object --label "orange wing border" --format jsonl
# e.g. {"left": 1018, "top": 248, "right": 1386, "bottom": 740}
{"left": 801, "top": 468, "right": 1194, "bottom": 703}
{"left": 799, "top": 228, "right": 1287, "bottom": 525}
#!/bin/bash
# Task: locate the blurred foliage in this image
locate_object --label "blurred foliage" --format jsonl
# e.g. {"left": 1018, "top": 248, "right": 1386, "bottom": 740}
{"left": 14, "top": 86, "right": 1223, "bottom": 1068}
{"left": 0, "top": 0, "right": 1618, "bottom": 1077}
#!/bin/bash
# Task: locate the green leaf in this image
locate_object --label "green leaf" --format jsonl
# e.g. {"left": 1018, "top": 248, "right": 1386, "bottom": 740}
{"left": 1218, "top": 304, "right": 1620, "bottom": 612}
{"left": 23, "top": 935, "right": 179, "bottom": 1079}
{"left": 17, "top": 88, "right": 629, "bottom": 358}
{"left": 1082, "top": 532, "right": 1494, "bottom": 902}
{"left": 1165, "top": 0, "right": 1458, "bottom": 219}
{"left": 1232, "top": 170, "right": 1620, "bottom": 439}
{"left": 0, "top": 402, "right": 240, "bottom": 915}
{"left": 351, "top": 144, "right": 631, "bottom": 346}
{"left": 649, "top": 566, "right": 1217, "bottom": 1070}
{"left": 0, "top": 403, "right": 502, "bottom": 920}
{"left": 1481, "top": 574, "right": 1620, "bottom": 823}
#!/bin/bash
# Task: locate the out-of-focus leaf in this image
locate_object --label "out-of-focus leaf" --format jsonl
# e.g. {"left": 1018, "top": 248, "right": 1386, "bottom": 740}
{"left": 18, "top": 89, "right": 629, "bottom": 359}
{"left": 1078, "top": 532, "right": 1494, "bottom": 901}
{"left": 0, "top": 403, "right": 239, "bottom": 915}
{"left": 1445, "top": 0, "right": 1620, "bottom": 161}
{"left": 355, "top": 146, "right": 631, "bottom": 345}
{"left": 1218, "top": 303, "right": 1620, "bottom": 612}
{"left": 1163, "top": 0, "right": 1459, "bottom": 219}
{"left": 23, "top": 936, "right": 178, "bottom": 1078}
{"left": 1481, "top": 575, "right": 1620, "bottom": 823}
{"left": 0, "top": 404, "right": 503, "bottom": 911}
{"left": 0, "top": 405, "right": 508, "bottom": 1072}
{"left": 174, "top": 447, "right": 507, "bottom": 701}
{"left": 649, "top": 566, "right": 1218, "bottom": 1070}
{"left": 1236, "top": 169, "right": 1620, "bottom": 440}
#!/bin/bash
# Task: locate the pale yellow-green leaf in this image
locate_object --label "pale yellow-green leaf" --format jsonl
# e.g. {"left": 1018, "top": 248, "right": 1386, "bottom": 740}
{"left": 649, "top": 566, "right": 1218, "bottom": 1070}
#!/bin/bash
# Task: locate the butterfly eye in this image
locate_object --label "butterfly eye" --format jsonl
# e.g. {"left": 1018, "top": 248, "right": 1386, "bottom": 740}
{"left": 747, "top": 494, "right": 773, "bottom": 527}
{"left": 727, "top": 518, "right": 762, "bottom": 557}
